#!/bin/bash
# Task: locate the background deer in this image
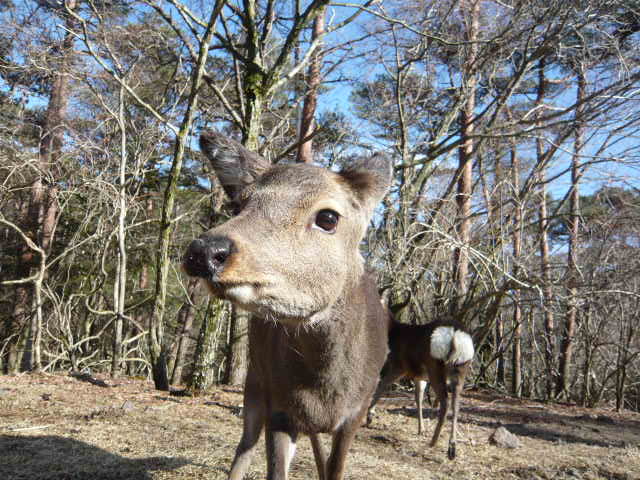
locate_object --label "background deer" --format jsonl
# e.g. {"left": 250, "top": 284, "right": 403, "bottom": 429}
{"left": 366, "top": 317, "right": 474, "bottom": 460}
{"left": 183, "top": 131, "right": 392, "bottom": 480}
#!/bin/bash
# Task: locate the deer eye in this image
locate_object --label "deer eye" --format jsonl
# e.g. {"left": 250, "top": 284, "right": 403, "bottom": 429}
{"left": 313, "top": 209, "right": 339, "bottom": 234}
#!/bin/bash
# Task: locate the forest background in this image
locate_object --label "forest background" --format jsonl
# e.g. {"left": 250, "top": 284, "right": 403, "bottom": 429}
{"left": 2, "top": 0, "right": 640, "bottom": 412}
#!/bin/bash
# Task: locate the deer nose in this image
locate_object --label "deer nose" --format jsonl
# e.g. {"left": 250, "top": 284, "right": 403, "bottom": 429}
{"left": 183, "top": 235, "right": 234, "bottom": 278}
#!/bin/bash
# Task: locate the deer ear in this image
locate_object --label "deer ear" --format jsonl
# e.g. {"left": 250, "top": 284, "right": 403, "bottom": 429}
{"left": 339, "top": 153, "right": 393, "bottom": 217}
{"left": 200, "top": 130, "right": 271, "bottom": 200}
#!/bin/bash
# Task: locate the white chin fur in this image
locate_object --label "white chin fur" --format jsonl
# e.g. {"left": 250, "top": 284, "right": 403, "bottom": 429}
{"left": 430, "top": 326, "right": 475, "bottom": 365}
{"left": 220, "top": 283, "right": 325, "bottom": 324}
{"left": 225, "top": 284, "right": 257, "bottom": 304}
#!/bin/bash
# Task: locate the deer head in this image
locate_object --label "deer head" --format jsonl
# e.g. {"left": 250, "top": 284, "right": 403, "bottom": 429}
{"left": 184, "top": 131, "right": 392, "bottom": 326}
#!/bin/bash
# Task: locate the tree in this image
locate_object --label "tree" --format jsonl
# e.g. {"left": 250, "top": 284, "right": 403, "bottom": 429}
{"left": 296, "top": 6, "right": 325, "bottom": 163}
{"left": 452, "top": 0, "right": 480, "bottom": 312}
{"left": 3, "top": 0, "right": 79, "bottom": 373}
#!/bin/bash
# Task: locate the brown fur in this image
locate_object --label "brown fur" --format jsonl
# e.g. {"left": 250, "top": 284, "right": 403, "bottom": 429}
{"left": 184, "top": 131, "right": 392, "bottom": 480}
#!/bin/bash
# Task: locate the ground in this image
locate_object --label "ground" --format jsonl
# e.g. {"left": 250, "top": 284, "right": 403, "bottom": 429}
{"left": 0, "top": 373, "right": 639, "bottom": 480}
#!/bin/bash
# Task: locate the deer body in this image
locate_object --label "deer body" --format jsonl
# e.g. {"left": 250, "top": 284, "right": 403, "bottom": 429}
{"left": 184, "top": 131, "right": 392, "bottom": 480}
{"left": 367, "top": 318, "right": 474, "bottom": 460}
{"left": 249, "top": 279, "right": 387, "bottom": 433}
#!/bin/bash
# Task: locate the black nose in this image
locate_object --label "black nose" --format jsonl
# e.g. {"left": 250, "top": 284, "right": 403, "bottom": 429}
{"left": 183, "top": 235, "right": 234, "bottom": 278}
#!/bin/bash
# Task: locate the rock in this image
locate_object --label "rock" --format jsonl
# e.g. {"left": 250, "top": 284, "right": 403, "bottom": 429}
{"left": 41, "top": 393, "right": 52, "bottom": 401}
{"left": 489, "top": 426, "right": 520, "bottom": 449}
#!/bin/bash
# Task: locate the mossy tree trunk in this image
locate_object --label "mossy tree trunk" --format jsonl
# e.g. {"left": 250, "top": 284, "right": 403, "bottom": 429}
{"left": 148, "top": 1, "right": 225, "bottom": 390}
{"left": 170, "top": 279, "right": 200, "bottom": 385}
{"left": 188, "top": 299, "right": 225, "bottom": 395}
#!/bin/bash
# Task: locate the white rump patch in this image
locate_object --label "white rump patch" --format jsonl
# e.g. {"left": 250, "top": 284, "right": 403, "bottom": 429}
{"left": 430, "top": 326, "right": 475, "bottom": 365}
{"left": 450, "top": 331, "right": 475, "bottom": 365}
{"left": 430, "top": 326, "right": 455, "bottom": 361}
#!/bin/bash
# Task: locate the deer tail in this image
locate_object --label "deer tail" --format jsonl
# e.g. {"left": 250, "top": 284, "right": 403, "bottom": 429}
{"left": 430, "top": 326, "right": 475, "bottom": 366}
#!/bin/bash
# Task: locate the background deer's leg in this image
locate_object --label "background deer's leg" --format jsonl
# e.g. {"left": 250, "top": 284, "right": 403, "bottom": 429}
{"left": 429, "top": 366, "right": 448, "bottom": 448}
{"left": 414, "top": 379, "right": 427, "bottom": 435}
{"left": 447, "top": 366, "right": 467, "bottom": 460}
{"left": 228, "top": 369, "right": 265, "bottom": 480}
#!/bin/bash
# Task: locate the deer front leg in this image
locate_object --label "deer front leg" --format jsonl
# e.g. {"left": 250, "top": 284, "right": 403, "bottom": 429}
{"left": 327, "top": 410, "right": 366, "bottom": 480}
{"left": 228, "top": 370, "right": 265, "bottom": 480}
{"left": 310, "top": 434, "right": 327, "bottom": 480}
{"left": 265, "top": 412, "right": 298, "bottom": 480}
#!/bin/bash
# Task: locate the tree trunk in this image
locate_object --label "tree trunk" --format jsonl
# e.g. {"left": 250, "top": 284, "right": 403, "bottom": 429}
{"left": 556, "top": 68, "right": 586, "bottom": 399}
{"left": 225, "top": 307, "right": 250, "bottom": 386}
{"left": 112, "top": 84, "right": 128, "bottom": 378}
{"left": 615, "top": 307, "right": 634, "bottom": 412}
{"left": 495, "top": 313, "right": 505, "bottom": 387}
{"left": 188, "top": 299, "right": 224, "bottom": 395}
{"left": 511, "top": 146, "right": 522, "bottom": 397}
{"left": 581, "top": 323, "right": 593, "bottom": 406}
{"left": 7, "top": 4, "right": 77, "bottom": 373}
{"left": 535, "top": 59, "right": 556, "bottom": 399}
{"left": 452, "top": 0, "right": 479, "bottom": 311}
{"left": 296, "top": 7, "right": 325, "bottom": 163}
{"left": 224, "top": 1, "right": 266, "bottom": 386}
{"left": 6, "top": 285, "right": 30, "bottom": 373}
{"left": 147, "top": 3, "right": 223, "bottom": 390}
{"left": 478, "top": 149, "right": 504, "bottom": 388}
{"left": 240, "top": 0, "right": 265, "bottom": 150}
{"left": 171, "top": 279, "right": 200, "bottom": 385}
{"left": 134, "top": 197, "right": 153, "bottom": 337}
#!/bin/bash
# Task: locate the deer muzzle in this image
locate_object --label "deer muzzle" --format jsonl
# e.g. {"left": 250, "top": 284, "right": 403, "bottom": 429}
{"left": 183, "top": 235, "right": 234, "bottom": 279}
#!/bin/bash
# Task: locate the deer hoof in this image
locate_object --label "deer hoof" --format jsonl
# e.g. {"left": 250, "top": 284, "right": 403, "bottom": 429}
{"left": 447, "top": 443, "right": 456, "bottom": 460}
{"left": 365, "top": 413, "right": 373, "bottom": 427}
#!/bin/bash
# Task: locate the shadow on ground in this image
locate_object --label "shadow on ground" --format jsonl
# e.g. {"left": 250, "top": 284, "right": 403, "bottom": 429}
{"left": 0, "top": 435, "right": 190, "bottom": 480}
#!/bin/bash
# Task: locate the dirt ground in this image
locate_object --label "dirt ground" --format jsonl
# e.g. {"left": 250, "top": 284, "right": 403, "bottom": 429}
{"left": 1, "top": 373, "right": 639, "bottom": 480}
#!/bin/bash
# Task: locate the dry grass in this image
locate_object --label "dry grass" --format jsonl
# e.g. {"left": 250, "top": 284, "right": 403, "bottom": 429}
{"left": 1, "top": 373, "right": 639, "bottom": 479}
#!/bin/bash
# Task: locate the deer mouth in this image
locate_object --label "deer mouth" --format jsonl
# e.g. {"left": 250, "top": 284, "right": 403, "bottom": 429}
{"left": 223, "top": 283, "right": 258, "bottom": 304}
{"left": 206, "top": 280, "right": 274, "bottom": 313}
{"left": 205, "top": 279, "right": 323, "bottom": 324}
{"left": 204, "top": 279, "right": 257, "bottom": 302}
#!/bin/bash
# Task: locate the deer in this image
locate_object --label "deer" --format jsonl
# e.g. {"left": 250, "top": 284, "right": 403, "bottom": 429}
{"left": 366, "top": 316, "right": 474, "bottom": 460}
{"left": 183, "top": 130, "right": 393, "bottom": 480}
